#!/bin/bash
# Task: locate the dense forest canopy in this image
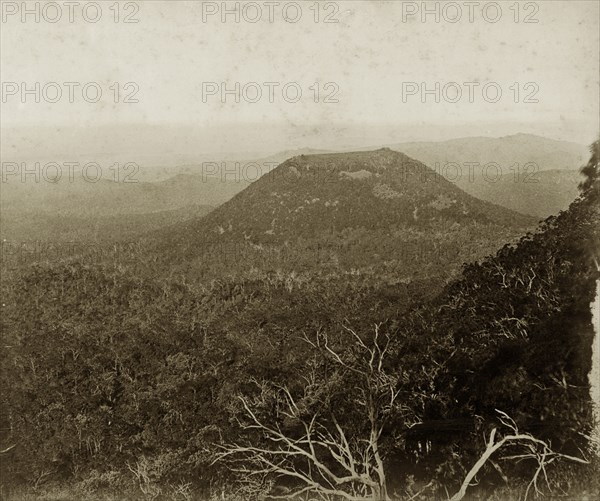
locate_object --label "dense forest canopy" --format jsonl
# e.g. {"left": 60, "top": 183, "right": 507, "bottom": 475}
{"left": 0, "top": 141, "right": 598, "bottom": 500}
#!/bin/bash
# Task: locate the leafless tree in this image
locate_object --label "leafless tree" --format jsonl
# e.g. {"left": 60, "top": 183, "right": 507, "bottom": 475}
{"left": 215, "top": 325, "right": 404, "bottom": 500}
{"left": 450, "top": 410, "right": 589, "bottom": 501}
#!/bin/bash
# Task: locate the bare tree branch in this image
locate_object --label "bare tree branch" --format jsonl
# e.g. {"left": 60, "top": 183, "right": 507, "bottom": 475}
{"left": 215, "top": 325, "right": 399, "bottom": 500}
{"left": 450, "top": 410, "right": 589, "bottom": 501}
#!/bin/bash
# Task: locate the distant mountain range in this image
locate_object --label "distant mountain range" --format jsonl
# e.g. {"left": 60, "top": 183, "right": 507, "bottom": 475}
{"left": 392, "top": 134, "right": 587, "bottom": 218}
{"left": 392, "top": 134, "right": 588, "bottom": 172}
{"left": 167, "top": 134, "right": 587, "bottom": 219}
{"left": 1, "top": 174, "right": 242, "bottom": 215}
{"left": 455, "top": 169, "right": 582, "bottom": 219}
{"left": 1, "top": 134, "right": 586, "bottom": 245}
{"left": 0, "top": 176, "right": 220, "bottom": 241}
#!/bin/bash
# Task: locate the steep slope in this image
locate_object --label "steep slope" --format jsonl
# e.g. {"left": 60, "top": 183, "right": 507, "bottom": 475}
{"left": 405, "top": 169, "right": 599, "bottom": 464}
{"left": 153, "top": 149, "right": 535, "bottom": 279}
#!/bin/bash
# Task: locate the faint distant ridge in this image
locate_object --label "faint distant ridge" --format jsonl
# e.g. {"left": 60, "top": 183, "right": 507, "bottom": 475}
{"left": 251, "top": 147, "right": 335, "bottom": 164}
{"left": 392, "top": 133, "right": 588, "bottom": 171}
{"left": 391, "top": 133, "right": 588, "bottom": 218}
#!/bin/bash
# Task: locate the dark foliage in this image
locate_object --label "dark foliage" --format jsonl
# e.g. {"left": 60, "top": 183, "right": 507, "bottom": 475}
{"left": 0, "top": 145, "right": 598, "bottom": 499}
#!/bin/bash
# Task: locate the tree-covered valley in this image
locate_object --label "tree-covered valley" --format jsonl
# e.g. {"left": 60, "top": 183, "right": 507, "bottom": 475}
{"left": 1, "top": 141, "right": 598, "bottom": 500}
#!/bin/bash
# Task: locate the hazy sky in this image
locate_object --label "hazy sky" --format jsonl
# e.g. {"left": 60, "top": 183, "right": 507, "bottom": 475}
{"left": 1, "top": 0, "right": 599, "bottom": 155}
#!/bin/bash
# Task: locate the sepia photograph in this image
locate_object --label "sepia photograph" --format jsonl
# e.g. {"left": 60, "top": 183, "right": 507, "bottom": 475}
{"left": 0, "top": 1, "right": 599, "bottom": 500}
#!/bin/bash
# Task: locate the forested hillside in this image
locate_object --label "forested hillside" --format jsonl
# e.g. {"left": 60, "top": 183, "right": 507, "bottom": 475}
{"left": 1, "top": 142, "right": 598, "bottom": 500}
{"left": 150, "top": 149, "right": 534, "bottom": 283}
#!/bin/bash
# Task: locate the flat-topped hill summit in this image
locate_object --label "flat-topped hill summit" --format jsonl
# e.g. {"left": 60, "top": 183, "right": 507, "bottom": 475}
{"left": 150, "top": 149, "right": 535, "bottom": 277}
